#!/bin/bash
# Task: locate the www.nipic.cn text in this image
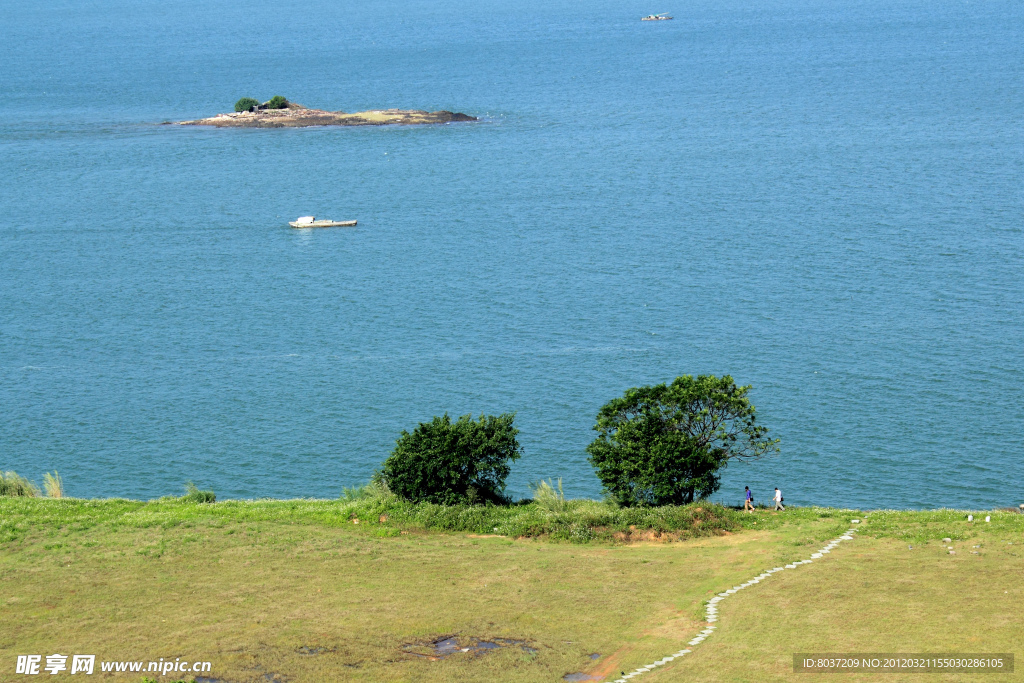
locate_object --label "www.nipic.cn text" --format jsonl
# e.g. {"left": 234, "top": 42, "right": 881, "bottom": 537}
{"left": 15, "top": 654, "right": 213, "bottom": 676}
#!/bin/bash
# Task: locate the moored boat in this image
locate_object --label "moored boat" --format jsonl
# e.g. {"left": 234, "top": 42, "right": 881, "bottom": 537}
{"left": 641, "top": 13, "right": 673, "bottom": 20}
{"left": 289, "top": 216, "right": 358, "bottom": 228}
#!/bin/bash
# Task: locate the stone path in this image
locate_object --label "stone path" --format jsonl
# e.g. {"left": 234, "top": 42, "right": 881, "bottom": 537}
{"left": 610, "top": 525, "right": 861, "bottom": 682}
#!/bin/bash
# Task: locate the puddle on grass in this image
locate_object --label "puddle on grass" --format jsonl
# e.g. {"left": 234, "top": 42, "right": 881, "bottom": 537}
{"left": 296, "top": 645, "right": 335, "bottom": 655}
{"left": 561, "top": 654, "right": 603, "bottom": 681}
{"left": 403, "top": 635, "right": 536, "bottom": 660}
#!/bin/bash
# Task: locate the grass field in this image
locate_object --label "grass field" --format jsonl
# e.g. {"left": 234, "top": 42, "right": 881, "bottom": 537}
{"left": 1, "top": 499, "right": 1021, "bottom": 682}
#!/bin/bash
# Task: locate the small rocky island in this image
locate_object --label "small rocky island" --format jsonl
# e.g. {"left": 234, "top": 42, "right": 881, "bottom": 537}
{"left": 176, "top": 97, "right": 476, "bottom": 129}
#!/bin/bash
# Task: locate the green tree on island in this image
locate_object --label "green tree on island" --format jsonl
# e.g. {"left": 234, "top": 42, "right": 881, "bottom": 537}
{"left": 587, "top": 375, "right": 779, "bottom": 507}
{"left": 234, "top": 97, "right": 259, "bottom": 112}
{"left": 266, "top": 95, "right": 289, "bottom": 109}
{"left": 379, "top": 413, "right": 522, "bottom": 505}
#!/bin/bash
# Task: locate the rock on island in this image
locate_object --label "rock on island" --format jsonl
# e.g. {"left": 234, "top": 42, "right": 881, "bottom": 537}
{"left": 176, "top": 104, "right": 477, "bottom": 128}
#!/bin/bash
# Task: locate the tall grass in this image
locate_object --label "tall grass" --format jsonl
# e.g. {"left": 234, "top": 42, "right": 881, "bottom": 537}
{"left": 43, "top": 471, "right": 64, "bottom": 498}
{"left": 530, "top": 478, "right": 567, "bottom": 513}
{"left": 0, "top": 471, "right": 40, "bottom": 497}
{"left": 341, "top": 480, "right": 394, "bottom": 502}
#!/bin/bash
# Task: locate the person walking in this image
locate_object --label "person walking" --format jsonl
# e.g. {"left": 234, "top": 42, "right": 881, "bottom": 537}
{"left": 744, "top": 486, "right": 754, "bottom": 512}
{"left": 774, "top": 487, "right": 784, "bottom": 511}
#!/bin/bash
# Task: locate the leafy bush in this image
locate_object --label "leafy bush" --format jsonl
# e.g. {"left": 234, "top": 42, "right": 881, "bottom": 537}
{"left": 0, "top": 471, "right": 39, "bottom": 497}
{"left": 266, "top": 95, "right": 289, "bottom": 109}
{"left": 234, "top": 97, "right": 259, "bottom": 112}
{"left": 587, "top": 375, "right": 779, "bottom": 506}
{"left": 182, "top": 482, "right": 216, "bottom": 504}
{"left": 343, "top": 497, "right": 739, "bottom": 543}
{"left": 379, "top": 413, "right": 522, "bottom": 505}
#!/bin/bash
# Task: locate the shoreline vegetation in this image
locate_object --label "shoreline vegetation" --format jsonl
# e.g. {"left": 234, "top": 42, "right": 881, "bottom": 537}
{"left": 2, "top": 487, "right": 1022, "bottom": 546}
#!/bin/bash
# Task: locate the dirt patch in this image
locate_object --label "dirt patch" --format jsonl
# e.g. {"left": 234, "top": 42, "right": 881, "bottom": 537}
{"left": 612, "top": 529, "right": 684, "bottom": 543}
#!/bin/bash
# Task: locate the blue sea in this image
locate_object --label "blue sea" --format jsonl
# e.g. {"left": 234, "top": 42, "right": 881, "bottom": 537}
{"left": 2, "top": 0, "right": 1022, "bottom": 508}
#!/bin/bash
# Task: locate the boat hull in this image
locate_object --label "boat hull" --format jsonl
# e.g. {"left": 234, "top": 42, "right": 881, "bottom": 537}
{"left": 289, "top": 220, "right": 357, "bottom": 228}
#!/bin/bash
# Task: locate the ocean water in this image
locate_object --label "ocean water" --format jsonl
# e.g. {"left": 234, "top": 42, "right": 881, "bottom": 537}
{"left": 2, "top": 0, "right": 1022, "bottom": 508}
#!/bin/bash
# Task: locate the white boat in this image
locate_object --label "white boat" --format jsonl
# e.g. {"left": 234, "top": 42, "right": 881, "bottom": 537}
{"left": 641, "top": 12, "right": 673, "bottom": 20}
{"left": 289, "top": 216, "right": 357, "bottom": 228}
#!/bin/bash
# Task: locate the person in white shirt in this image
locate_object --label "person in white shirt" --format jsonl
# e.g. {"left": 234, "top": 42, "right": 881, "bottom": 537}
{"left": 774, "top": 487, "right": 784, "bottom": 511}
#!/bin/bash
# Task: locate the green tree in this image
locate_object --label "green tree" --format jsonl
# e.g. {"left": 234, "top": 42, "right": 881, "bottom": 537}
{"left": 586, "top": 375, "right": 779, "bottom": 507}
{"left": 379, "top": 413, "right": 522, "bottom": 505}
{"left": 266, "top": 95, "right": 289, "bottom": 109}
{"left": 234, "top": 97, "right": 259, "bottom": 112}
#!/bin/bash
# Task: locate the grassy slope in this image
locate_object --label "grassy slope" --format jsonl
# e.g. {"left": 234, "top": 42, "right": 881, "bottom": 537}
{"left": 651, "top": 510, "right": 1024, "bottom": 683}
{"left": 0, "top": 501, "right": 1021, "bottom": 682}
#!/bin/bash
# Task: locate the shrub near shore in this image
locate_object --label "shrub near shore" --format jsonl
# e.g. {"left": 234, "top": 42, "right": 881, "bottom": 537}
{"left": 0, "top": 491, "right": 739, "bottom": 545}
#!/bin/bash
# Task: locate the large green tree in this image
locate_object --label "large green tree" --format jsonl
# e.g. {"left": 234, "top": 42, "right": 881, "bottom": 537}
{"left": 379, "top": 413, "right": 521, "bottom": 505}
{"left": 587, "top": 375, "right": 778, "bottom": 506}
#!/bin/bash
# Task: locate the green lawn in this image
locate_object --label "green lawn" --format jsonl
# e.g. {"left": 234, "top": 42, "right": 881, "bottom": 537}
{"left": 1, "top": 500, "right": 1020, "bottom": 682}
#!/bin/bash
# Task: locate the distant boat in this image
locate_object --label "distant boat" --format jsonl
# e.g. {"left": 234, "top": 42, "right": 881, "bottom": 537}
{"left": 641, "top": 12, "right": 673, "bottom": 20}
{"left": 289, "top": 216, "right": 357, "bottom": 228}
